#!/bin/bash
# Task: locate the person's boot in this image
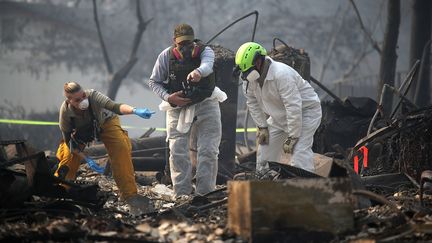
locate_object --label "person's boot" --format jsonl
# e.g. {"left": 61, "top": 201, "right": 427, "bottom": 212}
{"left": 126, "top": 194, "right": 152, "bottom": 216}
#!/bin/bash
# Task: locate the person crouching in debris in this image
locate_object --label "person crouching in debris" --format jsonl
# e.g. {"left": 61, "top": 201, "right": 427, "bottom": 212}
{"left": 55, "top": 81, "right": 155, "bottom": 215}
{"left": 235, "top": 42, "right": 322, "bottom": 173}
{"left": 148, "top": 23, "right": 226, "bottom": 198}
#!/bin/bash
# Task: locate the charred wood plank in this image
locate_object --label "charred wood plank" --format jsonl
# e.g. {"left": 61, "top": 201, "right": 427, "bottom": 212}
{"left": 0, "top": 152, "right": 45, "bottom": 169}
{"left": 132, "top": 157, "right": 165, "bottom": 172}
{"left": 228, "top": 178, "right": 354, "bottom": 240}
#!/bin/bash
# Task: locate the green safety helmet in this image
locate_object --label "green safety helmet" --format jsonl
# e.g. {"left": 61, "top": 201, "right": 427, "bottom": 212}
{"left": 235, "top": 42, "right": 267, "bottom": 72}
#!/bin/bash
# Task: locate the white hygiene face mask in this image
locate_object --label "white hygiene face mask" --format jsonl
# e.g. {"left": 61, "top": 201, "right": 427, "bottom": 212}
{"left": 78, "top": 98, "right": 89, "bottom": 110}
{"left": 246, "top": 69, "right": 260, "bottom": 83}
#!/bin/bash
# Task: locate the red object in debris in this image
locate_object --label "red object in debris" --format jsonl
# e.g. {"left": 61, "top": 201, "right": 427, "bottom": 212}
{"left": 354, "top": 146, "right": 368, "bottom": 174}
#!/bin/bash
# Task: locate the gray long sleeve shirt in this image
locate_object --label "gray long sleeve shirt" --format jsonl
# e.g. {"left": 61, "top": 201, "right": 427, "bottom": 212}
{"left": 148, "top": 46, "right": 215, "bottom": 101}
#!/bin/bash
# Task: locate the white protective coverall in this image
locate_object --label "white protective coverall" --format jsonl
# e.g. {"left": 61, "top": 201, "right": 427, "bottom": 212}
{"left": 159, "top": 88, "right": 226, "bottom": 196}
{"left": 243, "top": 57, "right": 322, "bottom": 173}
{"left": 148, "top": 45, "right": 223, "bottom": 197}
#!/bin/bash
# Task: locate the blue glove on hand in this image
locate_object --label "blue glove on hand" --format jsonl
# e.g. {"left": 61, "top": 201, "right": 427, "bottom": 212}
{"left": 84, "top": 156, "right": 105, "bottom": 174}
{"left": 133, "top": 108, "right": 155, "bottom": 119}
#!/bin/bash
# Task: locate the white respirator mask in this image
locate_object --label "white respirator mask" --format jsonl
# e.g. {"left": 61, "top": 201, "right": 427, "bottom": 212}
{"left": 241, "top": 68, "right": 261, "bottom": 94}
{"left": 78, "top": 98, "right": 89, "bottom": 110}
{"left": 244, "top": 69, "right": 260, "bottom": 83}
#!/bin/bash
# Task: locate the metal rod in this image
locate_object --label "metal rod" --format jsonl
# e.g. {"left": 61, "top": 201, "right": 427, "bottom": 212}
{"left": 310, "top": 76, "right": 344, "bottom": 105}
{"left": 367, "top": 109, "right": 381, "bottom": 136}
{"left": 206, "top": 10, "right": 259, "bottom": 44}
{"left": 131, "top": 147, "right": 168, "bottom": 156}
{"left": 386, "top": 85, "right": 418, "bottom": 109}
{"left": 398, "top": 60, "right": 420, "bottom": 94}
{"left": 367, "top": 61, "right": 419, "bottom": 134}
{"left": 390, "top": 60, "right": 420, "bottom": 119}
{"left": 367, "top": 83, "right": 389, "bottom": 135}
{"left": 272, "top": 37, "right": 290, "bottom": 50}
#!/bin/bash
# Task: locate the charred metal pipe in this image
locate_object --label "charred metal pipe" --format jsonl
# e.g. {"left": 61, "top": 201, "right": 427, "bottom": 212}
{"left": 206, "top": 10, "right": 258, "bottom": 44}
{"left": 310, "top": 76, "right": 344, "bottom": 105}
{"left": 131, "top": 147, "right": 167, "bottom": 157}
{"left": 367, "top": 84, "right": 389, "bottom": 135}
{"left": 386, "top": 85, "right": 418, "bottom": 109}
{"left": 389, "top": 60, "right": 420, "bottom": 119}
{"left": 85, "top": 136, "right": 167, "bottom": 157}
{"left": 368, "top": 60, "right": 420, "bottom": 135}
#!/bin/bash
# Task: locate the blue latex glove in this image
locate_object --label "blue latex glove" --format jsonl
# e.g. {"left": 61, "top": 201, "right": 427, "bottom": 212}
{"left": 133, "top": 108, "right": 155, "bottom": 119}
{"left": 84, "top": 156, "right": 105, "bottom": 174}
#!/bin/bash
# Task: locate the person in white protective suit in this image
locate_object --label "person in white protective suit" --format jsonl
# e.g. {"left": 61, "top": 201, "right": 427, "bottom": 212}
{"left": 148, "top": 24, "right": 226, "bottom": 197}
{"left": 235, "top": 42, "right": 322, "bottom": 173}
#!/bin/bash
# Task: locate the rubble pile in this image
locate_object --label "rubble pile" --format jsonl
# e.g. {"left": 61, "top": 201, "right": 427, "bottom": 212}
{"left": 0, "top": 148, "right": 432, "bottom": 242}
{"left": 268, "top": 39, "right": 311, "bottom": 81}
{"left": 2, "top": 98, "right": 432, "bottom": 242}
{"left": 354, "top": 105, "right": 432, "bottom": 179}
{"left": 347, "top": 189, "right": 432, "bottom": 242}
{"left": 2, "top": 157, "right": 432, "bottom": 242}
{"left": 0, "top": 165, "right": 237, "bottom": 242}
{"left": 209, "top": 45, "right": 235, "bottom": 62}
{"left": 313, "top": 97, "right": 377, "bottom": 155}
{"left": 394, "top": 107, "right": 432, "bottom": 179}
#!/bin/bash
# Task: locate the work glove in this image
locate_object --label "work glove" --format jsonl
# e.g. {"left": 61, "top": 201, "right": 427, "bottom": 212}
{"left": 133, "top": 108, "right": 155, "bottom": 119}
{"left": 283, "top": 137, "right": 299, "bottom": 154}
{"left": 256, "top": 127, "right": 269, "bottom": 145}
{"left": 84, "top": 156, "right": 105, "bottom": 174}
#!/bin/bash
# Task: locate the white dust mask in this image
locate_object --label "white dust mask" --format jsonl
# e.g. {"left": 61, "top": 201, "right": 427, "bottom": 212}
{"left": 78, "top": 98, "right": 89, "bottom": 110}
{"left": 245, "top": 69, "right": 260, "bottom": 83}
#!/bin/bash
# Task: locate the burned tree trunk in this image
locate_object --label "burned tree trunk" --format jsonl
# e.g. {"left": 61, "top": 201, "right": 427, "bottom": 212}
{"left": 410, "top": 0, "right": 432, "bottom": 107}
{"left": 93, "top": 0, "right": 152, "bottom": 100}
{"left": 378, "top": 0, "right": 400, "bottom": 116}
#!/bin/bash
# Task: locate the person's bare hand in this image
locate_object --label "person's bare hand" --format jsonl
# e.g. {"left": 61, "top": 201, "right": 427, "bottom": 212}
{"left": 168, "top": 91, "right": 192, "bottom": 106}
{"left": 187, "top": 69, "right": 202, "bottom": 82}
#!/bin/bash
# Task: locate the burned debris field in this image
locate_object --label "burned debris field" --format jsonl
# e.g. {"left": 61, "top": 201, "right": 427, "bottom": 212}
{"left": 2, "top": 101, "right": 432, "bottom": 242}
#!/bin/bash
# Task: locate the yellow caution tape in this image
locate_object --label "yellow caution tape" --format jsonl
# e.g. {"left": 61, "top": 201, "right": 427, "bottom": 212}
{"left": 0, "top": 118, "right": 257, "bottom": 133}
{"left": 236, "top": 127, "right": 257, "bottom": 132}
{"left": 121, "top": 125, "right": 167, "bottom": 132}
{"left": 0, "top": 119, "right": 59, "bottom": 126}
